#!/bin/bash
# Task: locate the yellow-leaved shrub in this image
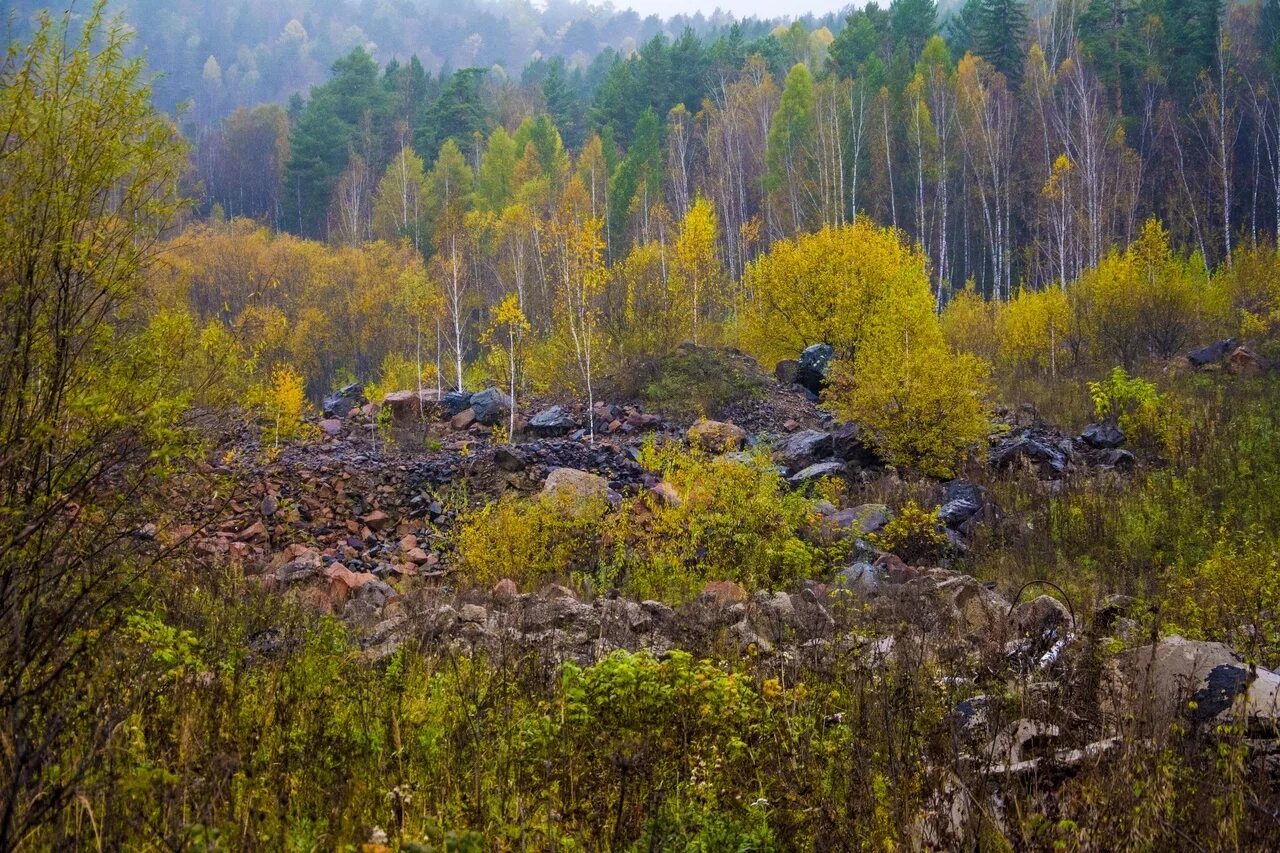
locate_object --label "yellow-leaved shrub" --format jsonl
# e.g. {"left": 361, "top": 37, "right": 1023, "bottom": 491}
{"left": 455, "top": 490, "right": 609, "bottom": 589}
{"left": 737, "top": 221, "right": 993, "bottom": 477}
{"left": 608, "top": 445, "right": 844, "bottom": 601}
{"left": 1163, "top": 532, "right": 1280, "bottom": 661}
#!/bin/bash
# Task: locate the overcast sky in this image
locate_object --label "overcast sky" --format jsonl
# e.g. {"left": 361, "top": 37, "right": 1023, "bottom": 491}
{"left": 614, "top": 0, "right": 856, "bottom": 20}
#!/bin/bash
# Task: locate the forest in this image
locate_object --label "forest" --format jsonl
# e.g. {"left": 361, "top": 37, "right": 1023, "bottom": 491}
{"left": 169, "top": 0, "right": 1280, "bottom": 403}
{"left": 5, "top": 0, "right": 1280, "bottom": 848}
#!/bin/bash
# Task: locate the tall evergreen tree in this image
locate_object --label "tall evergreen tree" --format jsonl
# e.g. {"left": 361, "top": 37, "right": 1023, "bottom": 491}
{"left": 974, "top": 0, "right": 1029, "bottom": 83}
{"left": 830, "top": 9, "right": 884, "bottom": 76}
{"left": 1077, "top": 0, "right": 1144, "bottom": 103}
{"left": 890, "top": 0, "right": 938, "bottom": 60}
{"left": 945, "top": 0, "right": 983, "bottom": 59}
{"left": 415, "top": 68, "right": 489, "bottom": 163}
{"left": 1161, "top": 0, "right": 1223, "bottom": 97}
{"left": 1264, "top": 0, "right": 1280, "bottom": 73}
{"left": 284, "top": 48, "right": 387, "bottom": 238}
{"left": 608, "top": 108, "right": 662, "bottom": 255}
{"left": 542, "top": 58, "right": 584, "bottom": 150}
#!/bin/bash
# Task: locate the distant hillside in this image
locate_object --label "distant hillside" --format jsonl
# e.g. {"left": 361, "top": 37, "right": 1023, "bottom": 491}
{"left": 4, "top": 0, "right": 850, "bottom": 118}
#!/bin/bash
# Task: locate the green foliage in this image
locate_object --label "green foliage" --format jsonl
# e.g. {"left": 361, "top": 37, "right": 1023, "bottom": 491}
{"left": 610, "top": 447, "right": 843, "bottom": 601}
{"left": 0, "top": 5, "right": 195, "bottom": 843}
{"left": 124, "top": 611, "right": 203, "bottom": 681}
{"left": 1087, "top": 366, "right": 1176, "bottom": 450}
{"left": 455, "top": 490, "right": 609, "bottom": 589}
{"left": 284, "top": 48, "right": 388, "bottom": 237}
{"left": 630, "top": 346, "right": 767, "bottom": 421}
{"left": 765, "top": 63, "right": 816, "bottom": 195}
{"left": 1164, "top": 531, "right": 1280, "bottom": 660}
{"left": 872, "top": 500, "right": 949, "bottom": 565}
{"left": 973, "top": 0, "right": 1028, "bottom": 82}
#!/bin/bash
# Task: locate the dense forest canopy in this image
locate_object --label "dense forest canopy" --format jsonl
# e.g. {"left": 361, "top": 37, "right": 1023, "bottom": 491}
{"left": 4, "top": 0, "right": 848, "bottom": 118}
{"left": 160, "top": 0, "right": 1280, "bottom": 400}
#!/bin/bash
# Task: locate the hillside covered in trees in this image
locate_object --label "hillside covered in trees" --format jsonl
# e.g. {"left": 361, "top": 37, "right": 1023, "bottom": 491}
{"left": 7, "top": 0, "right": 1280, "bottom": 849}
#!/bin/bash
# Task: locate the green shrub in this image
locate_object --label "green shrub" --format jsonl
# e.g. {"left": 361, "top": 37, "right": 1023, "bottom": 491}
{"left": 610, "top": 446, "right": 843, "bottom": 600}
{"left": 871, "top": 500, "right": 948, "bottom": 566}
{"left": 1163, "top": 531, "right": 1280, "bottom": 663}
{"left": 1087, "top": 365, "right": 1187, "bottom": 451}
{"left": 455, "top": 489, "right": 608, "bottom": 589}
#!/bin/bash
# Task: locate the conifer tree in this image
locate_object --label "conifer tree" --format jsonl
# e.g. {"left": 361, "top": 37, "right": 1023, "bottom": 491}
{"left": 974, "top": 0, "right": 1029, "bottom": 84}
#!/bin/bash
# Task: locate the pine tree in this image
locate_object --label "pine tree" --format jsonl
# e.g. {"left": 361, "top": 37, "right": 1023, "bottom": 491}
{"left": 974, "top": 0, "right": 1029, "bottom": 84}
{"left": 829, "top": 9, "right": 885, "bottom": 76}
{"left": 415, "top": 68, "right": 489, "bottom": 162}
{"left": 542, "top": 58, "right": 584, "bottom": 149}
{"left": 945, "top": 0, "right": 983, "bottom": 58}
{"left": 283, "top": 48, "right": 387, "bottom": 238}
{"left": 890, "top": 0, "right": 938, "bottom": 60}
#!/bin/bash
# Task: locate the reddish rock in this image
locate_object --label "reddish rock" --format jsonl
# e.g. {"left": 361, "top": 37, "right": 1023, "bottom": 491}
{"left": 687, "top": 419, "right": 747, "bottom": 453}
{"left": 237, "top": 520, "right": 268, "bottom": 543}
{"left": 451, "top": 407, "right": 477, "bottom": 430}
{"left": 627, "top": 412, "right": 662, "bottom": 430}
{"left": 545, "top": 583, "right": 578, "bottom": 600}
{"left": 319, "top": 418, "right": 344, "bottom": 437}
{"left": 362, "top": 510, "right": 391, "bottom": 531}
{"left": 1228, "top": 346, "right": 1268, "bottom": 377}
{"left": 382, "top": 389, "right": 441, "bottom": 426}
{"left": 405, "top": 547, "right": 430, "bottom": 564}
{"left": 399, "top": 534, "right": 419, "bottom": 551}
{"left": 649, "top": 481, "right": 682, "bottom": 507}
{"left": 875, "top": 553, "right": 917, "bottom": 583}
{"left": 326, "top": 562, "right": 378, "bottom": 606}
{"left": 268, "top": 543, "right": 316, "bottom": 571}
{"left": 492, "top": 577, "right": 519, "bottom": 600}
{"left": 703, "top": 580, "right": 749, "bottom": 605}
{"left": 782, "top": 418, "right": 799, "bottom": 432}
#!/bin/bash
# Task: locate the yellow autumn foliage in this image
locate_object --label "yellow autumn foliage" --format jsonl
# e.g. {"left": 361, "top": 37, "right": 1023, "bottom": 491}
{"left": 997, "top": 286, "right": 1072, "bottom": 374}
{"left": 739, "top": 220, "right": 993, "bottom": 477}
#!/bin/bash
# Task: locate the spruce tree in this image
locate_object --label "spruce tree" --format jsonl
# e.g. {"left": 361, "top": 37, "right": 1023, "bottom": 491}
{"left": 974, "top": 0, "right": 1029, "bottom": 83}
{"left": 890, "top": 0, "right": 938, "bottom": 60}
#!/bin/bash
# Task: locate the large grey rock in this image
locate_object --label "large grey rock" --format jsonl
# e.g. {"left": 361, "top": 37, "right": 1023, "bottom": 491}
{"left": 796, "top": 343, "right": 834, "bottom": 394}
{"left": 493, "top": 445, "right": 527, "bottom": 472}
{"left": 788, "top": 461, "right": 847, "bottom": 485}
{"left": 831, "top": 422, "right": 880, "bottom": 468}
{"left": 440, "top": 390, "right": 472, "bottom": 417}
{"left": 990, "top": 436, "right": 1068, "bottom": 478}
{"left": 323, "top": 383, "right": 365, "bottom": 418}
{"left": 276, "top": 550, "right": 323, "bottom": 583}
{"left": 1080, "top": 422, "right": 1125, "bottom": 449}
{"left": 470, "top": 387, "right": 512, "bottom": 425}
{"left": 528, "top": 405, "right": 576, "bottom": 437}
{"left": 776, "top": 429, "right": 833, "bottom": 473}
{"left": 1188, "top": 337, "right": 1237, "bottom": 367}
{"left": 834, "top": 561, "right": 884, "bottom": 600}
{"left": 1105, "top": 636, "right": 1280, "bottom": 733}
{"left": 938, "top": 499, "right": 979, "bottom": 529}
